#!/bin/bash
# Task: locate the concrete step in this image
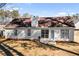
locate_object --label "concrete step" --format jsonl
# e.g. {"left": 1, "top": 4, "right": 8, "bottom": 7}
{"left": 40, "top": 40, "right": 56, "bottom": 45}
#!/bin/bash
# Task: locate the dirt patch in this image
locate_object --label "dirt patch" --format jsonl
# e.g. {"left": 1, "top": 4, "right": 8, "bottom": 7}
{"left": 0, "top": 39, "right": 79, "bottom": 56}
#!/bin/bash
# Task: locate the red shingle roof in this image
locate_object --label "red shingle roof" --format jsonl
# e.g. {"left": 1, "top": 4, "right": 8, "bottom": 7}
{"left": 38, "top": 16, "right": 74, "bottom": 27}
{"left": 5, "top": 16, "right": 75, "bottom": 28}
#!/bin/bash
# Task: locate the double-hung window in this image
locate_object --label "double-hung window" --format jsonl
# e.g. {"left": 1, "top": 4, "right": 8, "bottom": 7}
{"left": 27, "top": 29, "right": 31, "bottom": 36}
{"left": 61, "top": 29, "right": 69, "bottom": 39}
{"left": 41, "top": 30, "right": 49, "bottom": 38}
{"left": 14, "top": 30, "right": 17, "bottom": 36}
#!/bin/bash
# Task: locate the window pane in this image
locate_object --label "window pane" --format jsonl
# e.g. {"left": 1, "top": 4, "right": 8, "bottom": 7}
{"left": 45, "top": 30, "right": 49, "bottom": 34}
{"left": 27, "top": 29, "right": 31, "bottom": 36}
{"left": 41, "top": 30, "right": 44, "bottom": 34}
{"left": 41, "top": 34, "right": 44, "bottom": 38}
{"left": 14, "top": 30, "right": 17, "bottom": 36}
{"left": 51, "top": 30, "right": 54, "bottom": 38}
{"left": 41, "top": 30, "right": 49, "bottom": 38}
{"left": 45, "top": 34, "right": 48, "bottom": 38}
{"left": 61, "top": 29, "right": 69, "bottom": 39}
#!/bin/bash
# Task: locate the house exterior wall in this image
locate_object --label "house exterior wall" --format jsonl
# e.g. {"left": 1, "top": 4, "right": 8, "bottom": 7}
{"left": 4, "top": 27, "right": 74, "bottom": 41}
{"left": 73, "top": 17, "right": 79, "bottom": 29}
{"left": 75, "top": 21, "right": 79, "bottom": 29}
{"left": 54, "top": 29, "right": 60, "bottom": 41}
{"left": 69, "top": 28, "right": 74, "bottom": 41}
{"left": 17, "top": 30, "right": 26, "bottom": 39}
{"left": 31, "top": 29, "right": 41, "bottom": 39}
{"left": 49, "top": 27, "right": 74, "bottom": 41}
{"left": 4, "top": 28, "right": 41, "bottom": 39}
{"left": 4, "top": 30, "right": 18, "bottom": 39}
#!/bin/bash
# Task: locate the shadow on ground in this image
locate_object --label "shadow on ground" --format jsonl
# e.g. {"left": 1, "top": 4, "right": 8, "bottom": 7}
{"left": 0, "top": 39, "right": 24, "bottom": 56}
{"left": 2, "top": 43, "right": 24, "bottom": 56}
{"left": 33, "top": 40, "right": 79, "bottom": 56}
{"left": 15, "top": 39, "right": 79, "bottom": 56}
{"left": 0, "top": 44, "right": 13, "bottom": 56}
{"left": 56, "top": 41, "right": 79, "bottom": 46}
{"left": 0, "top": 38, "right": 79, "bottom": 56}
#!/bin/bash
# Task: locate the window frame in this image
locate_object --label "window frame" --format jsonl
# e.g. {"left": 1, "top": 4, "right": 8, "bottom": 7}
{"left": 61, "top": 29, "right": 69, "bottom": 39}
{"left": 27, "top": 29, "right": 31, "bottom": 36}
{"left": 14, "top": 29, "right": 17, "bottom": 36}
{"left": 41, "top": 30, "right": 49, "bottom": 38}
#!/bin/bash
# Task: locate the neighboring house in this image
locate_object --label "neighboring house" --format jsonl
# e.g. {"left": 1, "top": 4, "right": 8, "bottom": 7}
{"left": 0, "top": 17, "right": 12, "bottom": 37}
{"left": 0, "top": 25, "right": 5, "bottom": 37}
{"left": 3, "top": 16, "right": 75, "bottom": 42}
{"left": 73, "top": 16, "right": 79, "bottom": 30}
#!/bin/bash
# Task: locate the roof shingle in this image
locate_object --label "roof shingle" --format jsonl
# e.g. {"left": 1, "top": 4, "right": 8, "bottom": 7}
{"left": 5, "top": 16, "right": 75, "bottom": 28}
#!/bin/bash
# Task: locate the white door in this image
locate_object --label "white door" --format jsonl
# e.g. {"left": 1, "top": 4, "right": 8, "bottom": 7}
{"left": 54, "top": 30, "right": 60, "bottom": 41}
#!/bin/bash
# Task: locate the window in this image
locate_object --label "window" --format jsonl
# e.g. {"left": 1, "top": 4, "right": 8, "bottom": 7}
{"left": 61, "top": 29, "right": 69, "bottom": 39}
{"left": 14, "top": 30, "right": 17, "bottom": 36}
{"left": 51, "top": 30, "right": 54, "bottom": 39}
{"left": 27, "top": 29, "right": 31, "bottom": 36}
{"left": 0, "top": 30, "right": 3, "bottom": 36}
{"left": 41, "top": 30, "right": 49, "bottom": 38}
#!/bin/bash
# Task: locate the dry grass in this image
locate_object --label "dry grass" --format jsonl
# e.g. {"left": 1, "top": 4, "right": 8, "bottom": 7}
{"left": 0, "top": 39, "right": 78, "bottom": 56}
{"left": 74, "top": 30, "right": 79, "bottom": 42}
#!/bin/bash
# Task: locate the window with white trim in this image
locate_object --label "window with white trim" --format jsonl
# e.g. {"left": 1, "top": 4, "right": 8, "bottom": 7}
{"left": 27, "top": 29, "right": 31, "bottom": 36}
{"left": 61, "top": 29, "right": 69, "bottom": 39}
{"left": 14, "top": 30, "right": 17, "bottom": 36}
{"left": 41, "top": 30, "right": 49, "bottom": 38}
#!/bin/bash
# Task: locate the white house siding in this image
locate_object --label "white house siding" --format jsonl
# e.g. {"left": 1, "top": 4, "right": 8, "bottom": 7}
{"left": 31, "top": 29, "right": 41, "bottom": 39}
{"left": 16, "top": 29, "right": 41, "bottom": 39}
{"left": 4, "top": 27, "right": 74, "bottom": 42}
{"left": 49, "top": 27, "right": 74, "bottom": 41}
{"left": 54, "top": 29, "right": 60, "bottom": 41}
{"left": 4, "top": 28, "right": 41, "bottom": 40}
{"left": 73, "top": 17, "right": 79, "bottom": 29}
{"left": 17, "top": 29, "right": 41, "bottom": 39}
{"left": 4, "top": 29, "right": 17, "bottom": 39}
{"left": 17, "top": 29, "right": 26, "bottom": 39}
{"left": 4, "top": 29, "right": 27, "bottom": 39}
{"left": 42, "top": 27, "right": 74, "bottom": 41}
{"left": 69, "top": 29, "right": 74, "bottom": 41}
{"left": 75, "top": 21, "right": 79, "bottom": 29}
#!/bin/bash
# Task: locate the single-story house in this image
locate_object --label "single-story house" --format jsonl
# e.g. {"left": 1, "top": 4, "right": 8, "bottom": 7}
{"left": 3, "top": 16, "right": 75, "bottom": 42}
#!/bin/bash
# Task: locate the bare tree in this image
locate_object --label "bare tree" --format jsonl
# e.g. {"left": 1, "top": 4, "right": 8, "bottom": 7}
{"left": 11, "top": 10, "right": 20, "bottom": 18}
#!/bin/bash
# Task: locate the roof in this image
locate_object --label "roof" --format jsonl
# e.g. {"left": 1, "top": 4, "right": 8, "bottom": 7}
{"left": 5, "top": 18, "right": 31, "bottom": 28}
{"left": 4, "top": 16, "right": 75, "bottom": 29}
{"left": 38, "top": 16, "right": 75, "bottom": 27}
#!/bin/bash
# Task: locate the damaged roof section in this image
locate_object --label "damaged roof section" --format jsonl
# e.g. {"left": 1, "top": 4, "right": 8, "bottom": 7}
{"left": 5, "top": 16, "right": 75, "bottom": 29}
{"left": 5, "top": 18, "right": 31, "bottom": 28}
{"left": 38, "top": 16, "right": 75, "bottom": 27}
